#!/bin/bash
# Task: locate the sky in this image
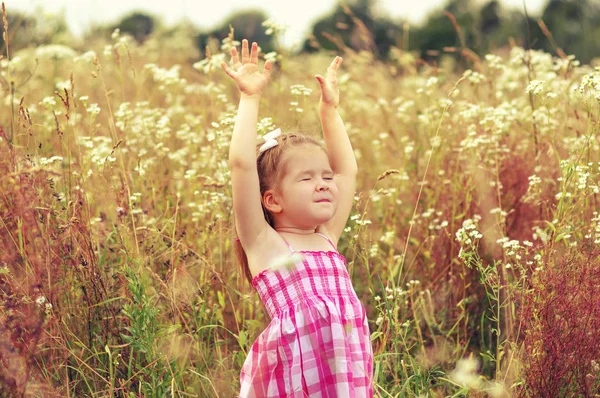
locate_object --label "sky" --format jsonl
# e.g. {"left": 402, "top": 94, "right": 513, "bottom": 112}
{"left": 6, "top": 0, "right": 547, "bottom": 47}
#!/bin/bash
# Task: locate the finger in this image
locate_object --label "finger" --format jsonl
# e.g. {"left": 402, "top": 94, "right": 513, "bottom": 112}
{"left": 250, "top": 42, "right": 259, "bottom": 64}
{"left": 241, "top": 39, "right": 250, "bottom": 63}
{"left": 263, "top": 59, "right": 274, "bottom": 80}
{"left": 221, "top": 62, "right": 236, "bottom": 79}
{"left": 315, "top": 74, "right": 326, "bottom": 88}
{"left": 330, "top": 56, "right": 342, "bottom": 72}
{"left": 231, "top": 47, "right": 241, "bottom": 68}
{"left": 327, "top": 57, "right": 343, "bottom": 77}
{"left": 327, "top": 58, "right": 339, "bottom": 78}
{"left": 331, "top": 56, "right": 340, "bottom": 70}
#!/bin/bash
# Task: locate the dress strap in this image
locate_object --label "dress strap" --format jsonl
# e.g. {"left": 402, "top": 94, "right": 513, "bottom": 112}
{"left": 280, "top": 237, "right": 295, "bottom": 253}
{"left": 315, "top": 232, "right": 337, "bottom": 251}
{"left": 279, "top": 233, "right": 336, "bottom": 252}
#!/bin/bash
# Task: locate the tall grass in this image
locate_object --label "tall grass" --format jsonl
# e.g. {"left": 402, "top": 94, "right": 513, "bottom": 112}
{"left": 1, "top": 5, "right": 600, "bottom": 397}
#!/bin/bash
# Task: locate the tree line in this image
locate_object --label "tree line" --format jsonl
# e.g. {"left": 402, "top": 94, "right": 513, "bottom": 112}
{"left": 2, "top": 0, "right": 600, "bottom": 63}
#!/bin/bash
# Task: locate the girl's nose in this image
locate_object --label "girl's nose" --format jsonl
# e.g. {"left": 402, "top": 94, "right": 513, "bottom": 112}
{"left": 317, "top": 180, "right": 329, "bottom": 191}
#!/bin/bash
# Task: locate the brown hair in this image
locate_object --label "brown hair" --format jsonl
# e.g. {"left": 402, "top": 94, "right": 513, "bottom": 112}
{"left": 233, "top": 133, "right": 325, "bottom": 284}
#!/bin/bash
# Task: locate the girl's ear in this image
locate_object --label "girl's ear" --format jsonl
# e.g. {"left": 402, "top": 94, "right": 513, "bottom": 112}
{"left": 263, "top": 190, "right": 282, "bottom": 214}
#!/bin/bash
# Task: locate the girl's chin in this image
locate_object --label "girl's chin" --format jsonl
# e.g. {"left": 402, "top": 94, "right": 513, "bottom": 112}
{"left": 313, "top": 214, "right": 336, "bottom": 224}
{"left": 289, "top": 208, "right": 336, "bottom": 226}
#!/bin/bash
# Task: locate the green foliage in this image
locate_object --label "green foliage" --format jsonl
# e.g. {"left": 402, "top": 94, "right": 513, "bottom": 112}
{"left": 0, "top": 9, "right": 71, "bottom": 52}
{"left": 114, "top": 12, "right": 157, "bottom": 43}
{"left": 120, "top": 263, "right": 184, "bottom": 395}
{"left": 5, "top": 0, "right": 600, "bottom": 62}
{"left": 530, "top": 0, "right": 600, "bottom": 63}
{"left": 303, "top": 1, "right": 403, "bottom": 58}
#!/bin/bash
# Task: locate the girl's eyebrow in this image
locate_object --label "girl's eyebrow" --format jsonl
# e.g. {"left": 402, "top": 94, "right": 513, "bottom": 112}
{"left": 295, "top": 170, "right": 312, "bottom": 178}
{"left": 295, "top": 168, "right": 334, "bottom": 178}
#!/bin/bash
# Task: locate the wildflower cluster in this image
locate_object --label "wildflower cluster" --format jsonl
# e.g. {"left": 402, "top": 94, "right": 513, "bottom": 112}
{"left": 496, "top": 237, "right": 539, "bottom": 270}
{"left": 586, "top": 212, "right": 600, "bottom": 245}
{"left": 455, "top": 216, "right": 483, "bottom": 247}
{"left": 373, "top": 285, "right": 410, "bottom": 327}
{"left": 35, "top": 295, "right": 53, "bottom": 315}
{"left": 73, "top": 50, "right": 97, "bottom": 64}
{"left": 262, "top": 18, "right": 289, "bottom": 36}
{"left": 463, "top": 69, "right": 485, "bottom": 85}
{"left": 78, "top": 136, "right": 117, "bottom": 167}
{"left": 103, "top": 28, "right": 132, "bottom": 60}
{"left": 525, "top": 80, "right": 545, "bottom": 96}
{"left": 289, "top": 84, "right": 312, "bottom": 113}
{"left": 577, "top": 68, "right": 600, "bottom": 102}
{"left": 144, "top": 64, "right": 187, "bottom": 93}
{"left": 34, "top": 44, "right": 77, "bottom": 61}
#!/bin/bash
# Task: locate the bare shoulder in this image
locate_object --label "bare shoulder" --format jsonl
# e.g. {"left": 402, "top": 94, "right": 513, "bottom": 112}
{"left": 243, "top": 227, "right": 291, "bottom": 277}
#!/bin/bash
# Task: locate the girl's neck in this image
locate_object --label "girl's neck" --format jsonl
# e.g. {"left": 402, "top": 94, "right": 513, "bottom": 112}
{"left": 275, "top": 226, "right": 317, "bottom": 235}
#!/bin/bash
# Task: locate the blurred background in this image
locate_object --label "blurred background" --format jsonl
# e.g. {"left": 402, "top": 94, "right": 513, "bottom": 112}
{"left": 4, "top": 0, "right": 600, "bottom": 63}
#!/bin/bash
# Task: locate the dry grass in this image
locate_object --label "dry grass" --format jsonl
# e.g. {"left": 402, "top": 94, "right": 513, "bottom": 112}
{"left": 1, "top": 7, "right": 600, "bottom": 397}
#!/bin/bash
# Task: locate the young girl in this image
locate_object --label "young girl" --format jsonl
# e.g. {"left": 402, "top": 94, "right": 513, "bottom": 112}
{"left": 221, "top": 39, "right": 373, "bottom": 397}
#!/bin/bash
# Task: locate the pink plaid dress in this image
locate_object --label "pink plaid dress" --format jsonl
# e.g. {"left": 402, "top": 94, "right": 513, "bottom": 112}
{"left": 239, "top": 233, "right": 373, "bottom": 397}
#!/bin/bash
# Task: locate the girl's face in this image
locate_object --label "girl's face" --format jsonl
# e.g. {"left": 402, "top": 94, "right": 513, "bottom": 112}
{"left": 268, "top": 145, "right": 339, "bottom": 228}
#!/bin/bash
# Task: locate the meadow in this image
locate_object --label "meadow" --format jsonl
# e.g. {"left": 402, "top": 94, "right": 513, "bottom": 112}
{"left": 1, "top": 8, "right": 600, "bottom": 397}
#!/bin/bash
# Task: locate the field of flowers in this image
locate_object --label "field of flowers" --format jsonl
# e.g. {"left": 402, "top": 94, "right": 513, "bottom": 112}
{"left": 1, "top": 8, "right": 600, "bottom": 397}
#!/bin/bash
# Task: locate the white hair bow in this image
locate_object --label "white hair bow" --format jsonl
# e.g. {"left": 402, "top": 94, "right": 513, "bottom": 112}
{"left": 259, "top": 128, "right": 282, "bottom": 153}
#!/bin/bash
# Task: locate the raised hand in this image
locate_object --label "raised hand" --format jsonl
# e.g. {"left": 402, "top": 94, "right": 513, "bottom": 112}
{"left": 221, "top": 39, "right": 273, "bottom": 97}
{"left": 315, "top": 56, "right": 343, "bottom": 108}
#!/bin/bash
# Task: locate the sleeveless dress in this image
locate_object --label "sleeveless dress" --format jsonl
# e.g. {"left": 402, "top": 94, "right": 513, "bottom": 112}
{"left": 239, "top": 233, "right": 374, "bottom": 397}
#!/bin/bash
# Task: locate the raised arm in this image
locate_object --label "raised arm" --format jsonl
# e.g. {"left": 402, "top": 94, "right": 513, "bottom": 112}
{"left": 315, "top": 57, "right": 358, "bottom": 244}
{"left": 221, "top": 40, "right": 274, "bottom": 249}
